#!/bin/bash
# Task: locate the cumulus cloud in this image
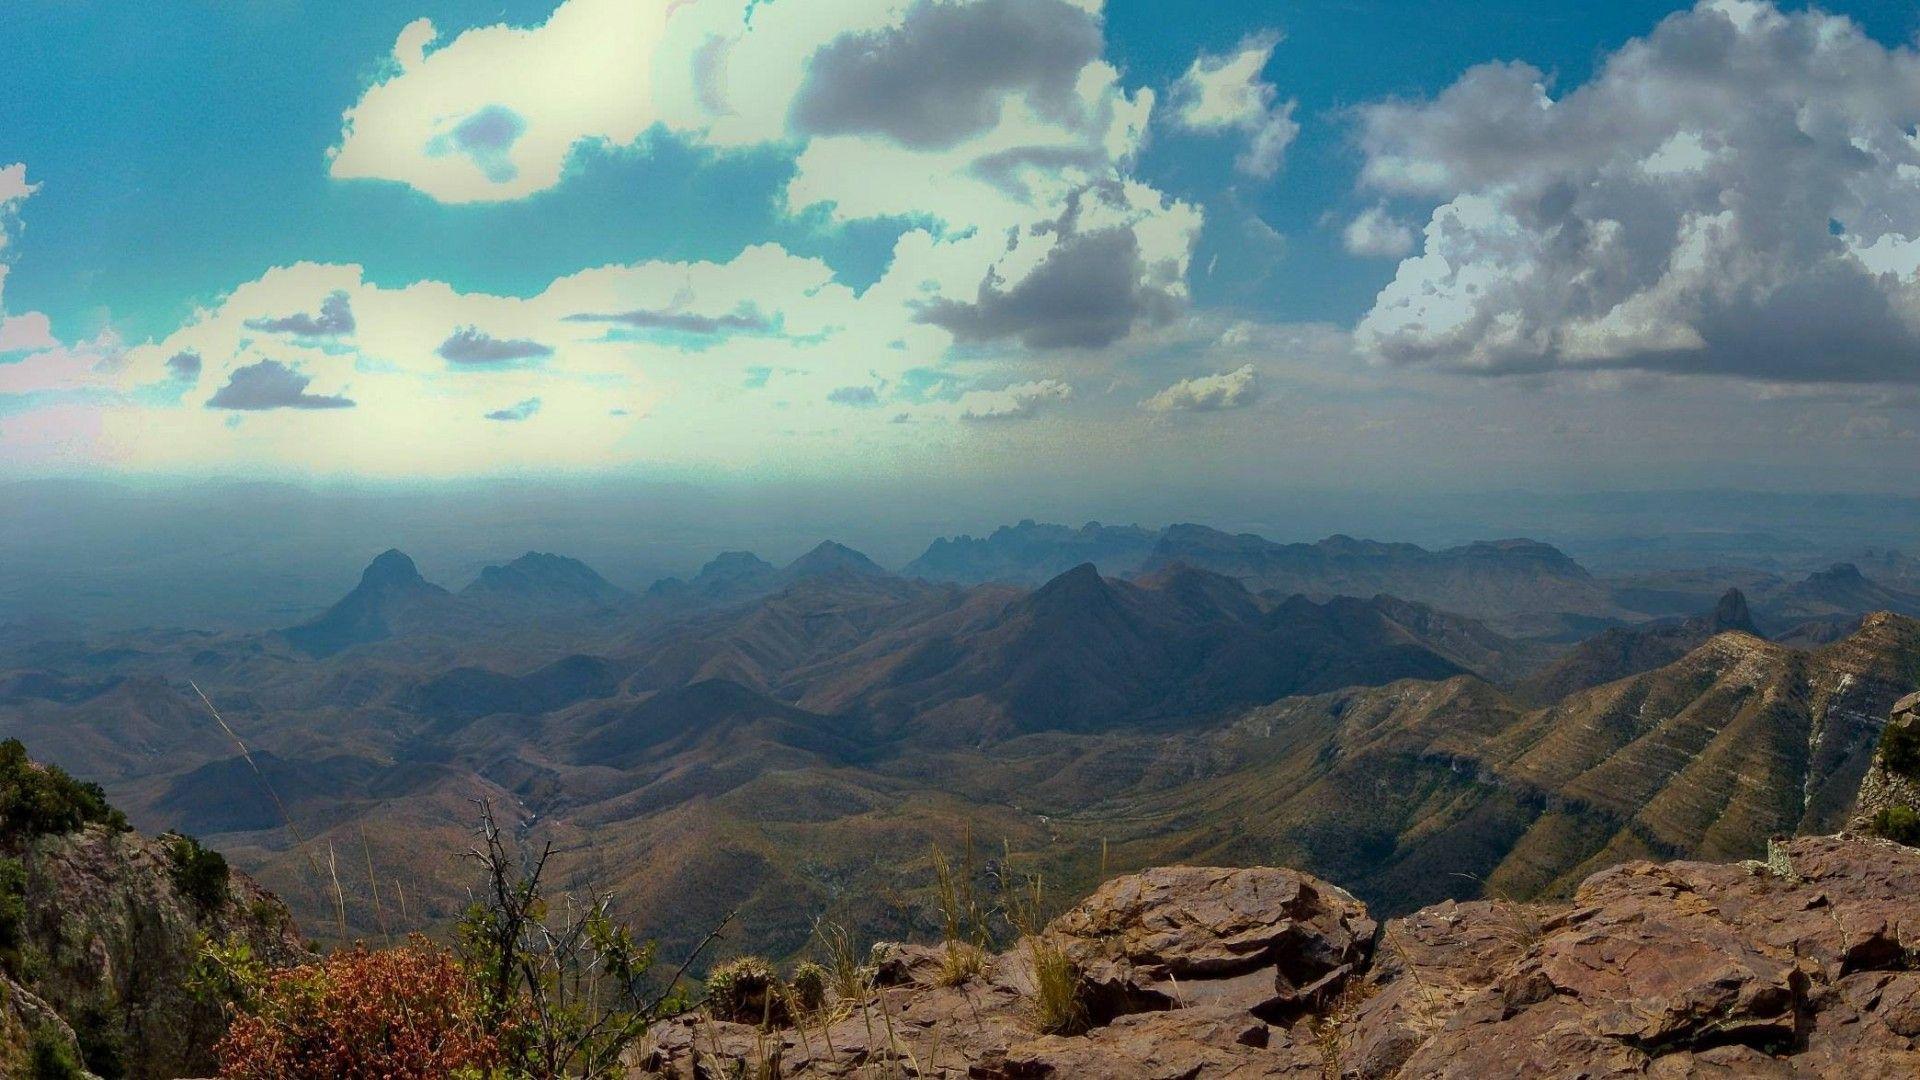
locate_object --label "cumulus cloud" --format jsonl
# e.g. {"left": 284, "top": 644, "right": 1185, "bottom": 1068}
{"left": 1342, "top": 206, "right": 1415, "bottom": 259}
{"left": 322, "top": 0, "right": 1202, "bottom": 373}
{"left": 1353, "top": 0, "right": 1920, "bottom": 383}
{"left": 244, "top": 291, "right": 355, "bottom": 337}
{"left": 485, "top": 397, "right": 542, "bottom": 421}
{"left": 916, "top": 187, "right": 1199, "bottom": 349}
{"left": 1169, "top": 33, "right": 1298, "bottom": 178}
{"left": 955, "top": 378, "right": 1071, "bottom": 420}
{"left": 166, "top": 351, "right": 202, "bottom": 378}
{"left": 437, "top": 326, "right": 554, "bottom": 365}
{"left": 790, "top": 0, "right": 1103, "bottom": 150}
{"left": 0, "top": 163, "right": 57, "bottom": 356}
{"left": 1143, "top": 364, "right": 1259, "bottom": 412}
{"left": 207, "top": 360, "right": 355, "bottom": 410}
{"left": 328, "top": 0, "right": 659, "bottom": 202}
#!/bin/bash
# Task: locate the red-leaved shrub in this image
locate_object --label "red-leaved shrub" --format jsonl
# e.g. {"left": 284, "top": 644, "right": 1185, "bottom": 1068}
{"left": 216, "top": 937, "right": 503, "bottom": 1080}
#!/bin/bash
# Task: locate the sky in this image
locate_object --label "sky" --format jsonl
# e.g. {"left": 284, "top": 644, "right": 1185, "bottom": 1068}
{"left": 3, "top": 0, "right": 1920, "bottom": 495}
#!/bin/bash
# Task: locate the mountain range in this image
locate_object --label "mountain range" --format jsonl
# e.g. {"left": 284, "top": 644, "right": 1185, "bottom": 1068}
{"left": 2, "top": 522, "right": 1918, "bottom": 963}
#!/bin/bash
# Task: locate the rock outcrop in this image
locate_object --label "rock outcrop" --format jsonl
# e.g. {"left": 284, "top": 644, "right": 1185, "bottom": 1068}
{"left": 0, "top": 743, "right": 308, "bottom": 1078}
{"left": 636, "top": 835, "right": 1920, "bottom": 1078}
{"left": 1852, "top": 690, "right": 1920, "bottom": 834}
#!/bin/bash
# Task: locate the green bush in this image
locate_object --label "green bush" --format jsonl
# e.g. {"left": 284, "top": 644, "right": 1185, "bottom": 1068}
{"left": 29, "top": 1025, "right": 84, "bottom": 1080}
{"left": 164, "top": 833, "right": 230, "bottom": 911}
{"left": 70, "top": 1003, "right": 126, "bottom": 1080}
{"left": 1880, "top": 720, "right": 1920, "bottom": 780}
{"left": 1870, "top": 804, "right": 1920, "bottom": 847}
{"left": 0, "top": 856, "right": 25, "bottom": 954}
{"left": 0, "top": 739, "right": 126, "bottom": 839}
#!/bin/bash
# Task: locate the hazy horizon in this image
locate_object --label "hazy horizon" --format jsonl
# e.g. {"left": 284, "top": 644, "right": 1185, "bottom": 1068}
{"left": 8, "top": 478, "right": 1918, "bottom": 631}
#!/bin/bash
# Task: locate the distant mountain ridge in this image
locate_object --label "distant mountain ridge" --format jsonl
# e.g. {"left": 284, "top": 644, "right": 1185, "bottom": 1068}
{"left": 903, "top": 519, "right": 1160, "bottom": 584}
{"left": 462, "top": 551, "right": 627, "bottom": 608}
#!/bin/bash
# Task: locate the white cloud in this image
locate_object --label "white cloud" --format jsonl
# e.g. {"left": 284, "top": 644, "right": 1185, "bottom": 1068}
{"left": 1354, "top": 0, "right": 1920, "bottom": 383}
{"left": 328, "top": 0, "right": 661, "bottom": 202}
{"left": 329, "top": 0, "right": 1202, "bottom": 361}
{"left": 0, "top": 161, "right": 57, "bottom": 353}
{"left": 0, "top": 165, "right": 65, "bottom": 359}
{"left": 1341, "top": 206, "right": 1414, "bottom": 259}
{"left": 1169, "top": 33, "right": 1298, "bottom": 178}
{"left": 1143, "top": 364, "right": 1259, "bottom": 412}
{"left": 954, "top": 378, "right": 1072, "bottom": 420}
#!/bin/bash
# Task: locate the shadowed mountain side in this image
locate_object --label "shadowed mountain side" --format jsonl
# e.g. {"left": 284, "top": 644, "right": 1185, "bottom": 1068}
{"left": 793, "top": 564, "right": 1482, "bottom": 742}
{"left": 566, "top": 678, "right": 859, "bottom": 771}
{"left": 404, "top": 653, "right": 623, "bottom": 726}
{"left": 281, "top": 549, "right": 454, "bottom": 656}
{"left": 1512, "top": 587, "right": 1759, "bottom": 704}
{"left": 1089, "top": 614, "right": 1920, "bottom": 916}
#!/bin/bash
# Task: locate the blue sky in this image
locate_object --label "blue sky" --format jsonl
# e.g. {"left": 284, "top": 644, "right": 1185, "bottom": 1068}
{"left": 2, "top": 0, "right": 1919, "bottom": 491}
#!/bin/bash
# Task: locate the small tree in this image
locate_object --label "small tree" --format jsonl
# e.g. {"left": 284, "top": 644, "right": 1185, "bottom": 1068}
{"left": 456, "top": 800, "right": 727, "bottom": 1078}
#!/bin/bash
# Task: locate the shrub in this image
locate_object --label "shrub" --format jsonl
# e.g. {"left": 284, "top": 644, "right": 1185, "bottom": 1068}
{"left": 0, "top": 739, "right": 126, "bottom": 839}
{"left": 0, "top": 856, "right": 26, "bottom": 954}
{"left": 28, "top": 1026, "right": 84, "bottom": 1080}
{"left": 1871, "top": 804, "right": 1920, "bottom": 847}
{"left": 214, "top": 938, "right": 502, "bottom": 1080}
{"left": 70, "top": 1003, "right": 126, "bottom": 1080}
{"left": 705, "top": 956, "right": 787, "bottom": 1025}
{"left": 787, "top": 961, "right": 828, "bottom": 1013}
{"left": 1880, "top": 720, "right": 1920, "bottom": 780}
{"left": 164, "top": 832, "right": 230, "bottom": 911}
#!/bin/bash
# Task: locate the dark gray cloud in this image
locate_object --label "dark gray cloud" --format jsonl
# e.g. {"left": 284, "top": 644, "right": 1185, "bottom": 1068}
{"left": 206, "top": 360, "right": 354, "bottom": 410}
{"left": 485, "top": 398, "right": 541, "bottom": 422}
{"left": 243, "top": 291, "right": 355, "bottom": 337}
{"left": 790, "top": 0, "right": 1101, "bottom": 151}
{"left": 444, "top": 105, "right": 525, "bottom": 183}
{"left": 437, "top": 326, "right": 554, "bottom": 365}
{"left": 563, "top": 308, "right": 771, "bottom": 335}
{"left": 917, "top": 226, "right": 1179, "bottom": 350}
{"left": 827, "top": 385, "right": 879, "bottom": 407}
{"left": 166, "top": 351, "right": 201, "bottom": 378}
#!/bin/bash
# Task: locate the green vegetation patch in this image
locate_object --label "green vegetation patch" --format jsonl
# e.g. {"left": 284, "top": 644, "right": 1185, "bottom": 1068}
{"left": 164, "top": 833, "right": 230, "bottom": 911}
{"left": 0, "top": 739, "right": 126, "bottom": 839}
{"left": 1870, "top": 804, "right": 1920, "bottom": 847}
{"left": 1879, "top": 719, "right": 1920, "bottom": 780}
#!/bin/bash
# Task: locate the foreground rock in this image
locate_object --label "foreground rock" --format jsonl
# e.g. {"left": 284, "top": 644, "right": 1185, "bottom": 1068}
{"left": 636, "top": 836, "right": 1920, "bottom": 1078}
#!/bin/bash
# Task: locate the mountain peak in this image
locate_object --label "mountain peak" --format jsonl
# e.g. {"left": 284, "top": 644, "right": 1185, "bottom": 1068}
{"left": 360, "top": 548, "right": 426, "bottom": 589}
{"left": 465, "top": 551, "right": 624, "bottom": 605}
{"left": 1707, "top": 588, "right": 1758, "bottom": 634}
{"left": 785, "top": 540, "right": 884, "bottom": 579}
{"left": 1813, "top": 562, "right": 1867, "bottom": 585}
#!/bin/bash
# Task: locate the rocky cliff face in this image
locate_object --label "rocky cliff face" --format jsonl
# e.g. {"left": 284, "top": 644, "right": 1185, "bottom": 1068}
{"left": 640, "top": 834, "right": 1920, "bottom": 1078}
{"left": 0, "top": 745, "right": 307, "bottom": 1079}
{"left": 1852, "top": 690, "right": 1920, "bottom": 836}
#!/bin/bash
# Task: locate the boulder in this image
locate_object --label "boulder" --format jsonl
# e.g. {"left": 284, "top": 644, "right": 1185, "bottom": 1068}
{"left": 1046, "top": 866, "right": 1376, "bottom": 1022}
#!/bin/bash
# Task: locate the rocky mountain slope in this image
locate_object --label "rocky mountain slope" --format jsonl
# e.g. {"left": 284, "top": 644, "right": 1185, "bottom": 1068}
{"left": 642, "top": 834, "right": 1920, "bottom": 1077}
{"left": 0, "top": 739, "right": 305, "bottom": 1078}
